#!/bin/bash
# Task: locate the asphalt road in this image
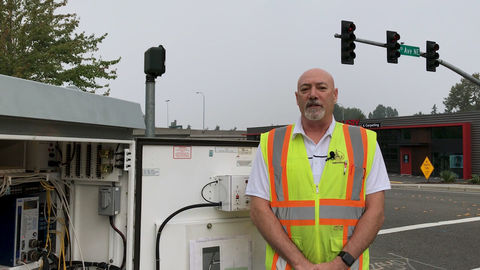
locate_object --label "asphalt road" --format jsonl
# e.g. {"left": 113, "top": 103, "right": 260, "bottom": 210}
{"left": 370, "top": 188, "right": 480, "bottom": 270}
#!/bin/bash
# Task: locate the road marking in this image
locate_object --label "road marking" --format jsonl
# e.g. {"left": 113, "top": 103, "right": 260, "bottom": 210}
{"left": 388, "top": 253, "right": 446, "bottom": 269}
{"left": 390, "top": 181, "right": 403, "bottom": 184}
{"left": 379, "top": 217, "right": 480, "bottom": 235}
{"left": 371, "top": 253, "right": 447, "bottom": 270}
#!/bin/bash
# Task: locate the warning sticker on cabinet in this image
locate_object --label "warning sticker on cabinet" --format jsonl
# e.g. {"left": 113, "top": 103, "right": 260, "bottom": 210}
{"left": 173, "top": 146, "right": 192, "bottom": 159}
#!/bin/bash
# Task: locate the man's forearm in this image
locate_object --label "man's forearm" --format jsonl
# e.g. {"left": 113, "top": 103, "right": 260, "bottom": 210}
{"left": 250, "top": 196, "right": 314, "bottom": 269}
{"left": 342, "top": 191, "right": 385, "bottom": 259}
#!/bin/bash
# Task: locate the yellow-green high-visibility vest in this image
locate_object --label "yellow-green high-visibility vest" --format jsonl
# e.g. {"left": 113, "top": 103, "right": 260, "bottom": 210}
{"left": 259, "top": 122, "right": 377, "bottom": 270}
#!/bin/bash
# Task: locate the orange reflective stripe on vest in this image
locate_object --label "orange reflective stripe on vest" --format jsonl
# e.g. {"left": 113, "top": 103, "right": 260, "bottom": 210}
{"left": 343, "top": 124, "right": 368, "bottom": 201}
{"left": 267, "top": 125, "right": 293, "bottom": 202}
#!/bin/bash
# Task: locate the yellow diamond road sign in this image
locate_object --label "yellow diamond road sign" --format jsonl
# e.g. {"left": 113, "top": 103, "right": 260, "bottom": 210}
{"left": 421, "top": 157, "right": 434, "bottom": 180}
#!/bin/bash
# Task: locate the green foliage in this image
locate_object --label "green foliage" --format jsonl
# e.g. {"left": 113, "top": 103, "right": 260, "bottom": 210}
{"left": 431, "top": 104, "right": 438, "bottom": 114}
{"left": 439, "top": 170, "right": 457, "bottom": 183}
{"left": 470, "top": 174, "right": 480, "bottom": 184}
{"left": 0, "top": 0, "right": 120, "bottom": 95}
{"left": 368, "top": 104, "right": 398, "bottom": 119}
{"left": 333, "top": 104, "right": 366, "bottom": 121}
{"left": 443, "top": 73, "right": 480, "bottom": 113}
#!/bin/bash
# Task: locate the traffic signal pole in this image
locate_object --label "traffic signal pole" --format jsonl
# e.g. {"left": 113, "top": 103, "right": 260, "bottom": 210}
{"left": 437, "top": 59, "right": 480, "bottom": 87}
{"left": 334, "top": 34, "right": 386, "bottom": 48}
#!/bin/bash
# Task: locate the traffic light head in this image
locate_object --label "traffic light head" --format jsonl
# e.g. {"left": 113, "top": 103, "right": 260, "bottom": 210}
{"left": 426, "top": 41, "right": 440, "bottom": 72}
{"left": 386, "top": 31, "right": 401, "bottom": 64}
{"left": 144, "top": 45, "right": 166, "bottom": 78}
{"left": 341, "top": 20, "right": 356, "bottom": 65}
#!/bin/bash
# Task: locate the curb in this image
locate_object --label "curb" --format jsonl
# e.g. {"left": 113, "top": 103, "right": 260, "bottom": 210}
{"left": 391, "top": 183, "right": 480, "bottom": 192}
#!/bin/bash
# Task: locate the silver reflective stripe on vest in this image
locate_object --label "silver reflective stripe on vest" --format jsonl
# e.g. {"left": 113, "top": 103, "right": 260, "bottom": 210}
{"left": 275, "top": 256, "right": 288, "bottom": 270}
{"left": 347, "top": 125, "right": 365, "bottom": 201}
{"left": 272, "top": 126, "right": 288, "bottom": 201}
{"left": 272, "top": 206, "right": 316, "bottom": 220}
{"left": 319, "top": 205, "right": 364, "bottom": 220}
{"left": 348, "top": 225, "right": 356, "bottom": 238}
{"left": 349, "top": 258, "right": 360, "bottom": 270}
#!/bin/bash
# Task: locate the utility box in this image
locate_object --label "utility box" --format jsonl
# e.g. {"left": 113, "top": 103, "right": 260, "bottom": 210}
{"left": 0, "top": 74, "right": 267, "bottom": 270}
{"left": 216, "top": 175, "right": 250, "bottom": 211}
{"left": 0, "top": 74, "right": 144, "bottom": 270}
{"left": 138, "top": 142, "right": 264, "bottom": 270}
{"left": 98, "top": 186, "right": 121, "bottom": 216}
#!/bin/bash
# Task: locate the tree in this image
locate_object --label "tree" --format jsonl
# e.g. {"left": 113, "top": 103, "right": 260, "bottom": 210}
{"left": 431, "top": 104, "right": 438, "bottom": 114}
{"left": 0, "top": 0, "right": 120, "bottom": 95}
{"left": 368, "top": 104, "right": 398, "bottom": 119}
{"left": 333, "top": 104, "right": 366, "bottom": 121}
{"left": 443, "top": 73, "right": 480, "bottom": 113}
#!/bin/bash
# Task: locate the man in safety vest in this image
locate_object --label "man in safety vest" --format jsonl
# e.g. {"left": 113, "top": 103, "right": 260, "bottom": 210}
{"left": 246, "top": 68, "right": 390, "bottom": 270}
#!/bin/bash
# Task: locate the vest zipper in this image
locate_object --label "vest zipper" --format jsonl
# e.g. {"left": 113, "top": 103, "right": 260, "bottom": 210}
{"left": 316, "top": 184, "right": 319, "bottom": 194}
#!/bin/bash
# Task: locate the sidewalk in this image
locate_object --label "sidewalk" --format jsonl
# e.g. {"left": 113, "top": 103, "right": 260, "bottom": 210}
{"left": 388, "top": 174, "right": 480, "bottom": 192}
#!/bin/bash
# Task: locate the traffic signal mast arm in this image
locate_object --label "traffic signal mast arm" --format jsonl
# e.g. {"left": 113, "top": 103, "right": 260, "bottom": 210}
{"left": 334, "top": 33, "right": 388, "bottom": 48}
{"left": 434, "top": 58, "right": 480, "bottom": 87}
{"left": 334, "top": 33, "right": 480, "bottom": 87}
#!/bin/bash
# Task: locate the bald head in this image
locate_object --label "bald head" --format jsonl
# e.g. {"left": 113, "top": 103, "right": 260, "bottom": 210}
{"left": 295, "top": 68, "right": 338, "bottom": 124}
{"left": 297, "top": 68, "right": 335, "bottom": 91}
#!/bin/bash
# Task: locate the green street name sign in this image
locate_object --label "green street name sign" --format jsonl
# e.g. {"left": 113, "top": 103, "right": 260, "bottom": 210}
{"left": 399, "top": 44, "right": 420, "bottom": 57}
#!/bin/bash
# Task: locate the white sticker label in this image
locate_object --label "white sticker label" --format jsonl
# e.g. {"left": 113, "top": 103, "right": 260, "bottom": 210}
{"left": 215, "top": 147, "right": 237, "bottom": 153}
{"left": 238, "top": 147, "right": 252, "bottom": 155}
{"left": 236, "top": 160, "right": 252, "bottom": 167}
{"left": 143, "top": 168, "right": 160, "bottom": 176}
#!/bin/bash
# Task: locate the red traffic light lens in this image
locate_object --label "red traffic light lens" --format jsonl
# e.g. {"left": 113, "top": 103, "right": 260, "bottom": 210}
{"left": 348, "top": 24, "right": 356, "bottom": 32}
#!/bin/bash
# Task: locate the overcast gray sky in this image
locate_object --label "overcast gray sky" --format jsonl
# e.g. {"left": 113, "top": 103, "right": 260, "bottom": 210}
{"left": 63, "top": 0, "right": 480, "bottom": 130}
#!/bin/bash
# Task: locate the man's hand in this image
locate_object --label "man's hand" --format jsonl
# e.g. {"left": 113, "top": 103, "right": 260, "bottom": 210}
{"left": 313, "top": 257, "right": 349, "bottom": 270}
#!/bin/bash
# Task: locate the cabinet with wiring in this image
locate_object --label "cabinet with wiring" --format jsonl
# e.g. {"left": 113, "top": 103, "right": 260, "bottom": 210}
{"left": 0, "top": 74, "right": 268, "bottom": 270}
{"left": 0, "top": 139, "right": 133, "bottom": 270}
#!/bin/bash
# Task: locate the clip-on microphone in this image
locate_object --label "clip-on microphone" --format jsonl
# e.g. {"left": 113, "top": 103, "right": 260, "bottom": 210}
{"left": 325, "top": 151, "right": 336, "bottom": 161}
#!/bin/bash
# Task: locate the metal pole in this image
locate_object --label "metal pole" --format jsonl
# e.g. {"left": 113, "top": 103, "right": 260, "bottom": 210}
{"left": 196, "top": 91, "right": 205, "bottom": 130}
{"left": 438, "top": 59, "right": 480, "bottom": 87}
{"left": 145, "top": 75, "right": 155, "bottom": 137}
{"left": 334, "top": 34, "right": 386, "bottom": 48}
{"left": 202, "top": 95, "right": 205, "bottom": 130}
{"left": 165, "top": 99, "right": 170, "bottom": 127}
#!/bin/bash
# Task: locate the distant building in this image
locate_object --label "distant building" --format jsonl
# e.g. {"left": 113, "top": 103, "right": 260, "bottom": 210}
{"left": 360, "top": 112, "right": 478, "bottom": 179}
